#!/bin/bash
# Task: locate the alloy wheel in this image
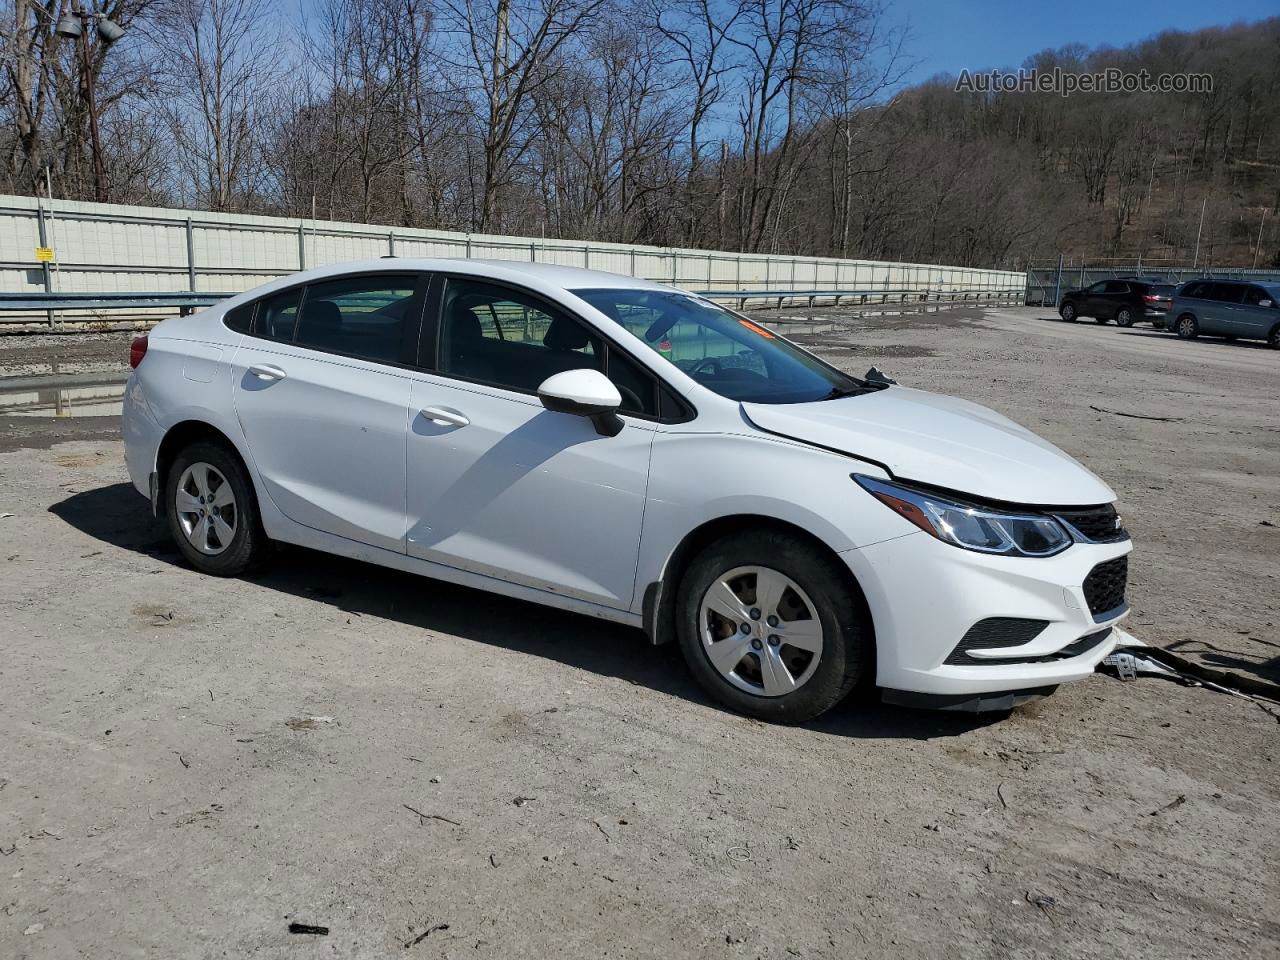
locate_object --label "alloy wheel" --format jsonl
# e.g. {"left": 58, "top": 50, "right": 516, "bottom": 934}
{"left": 1179, "top": 316, "right": 1195, "bottom": 337}
{"left": 698, "top": 565, "right": 824, "bottom": 697}
{"left": 175, "top": 462, "right": 238, "bottom": 555}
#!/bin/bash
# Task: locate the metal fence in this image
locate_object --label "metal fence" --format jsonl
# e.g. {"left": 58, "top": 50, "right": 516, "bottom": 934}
{"left": 1026, "top": 258, "right": 1280, "bottom": 307}
{"left": 0, "top": 194, "right": 1023, "bottom": 325}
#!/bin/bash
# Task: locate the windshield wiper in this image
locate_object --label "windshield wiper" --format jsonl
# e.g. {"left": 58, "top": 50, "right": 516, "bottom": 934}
{"left": 820, "top": 384, "right": 869, "bottom": 400}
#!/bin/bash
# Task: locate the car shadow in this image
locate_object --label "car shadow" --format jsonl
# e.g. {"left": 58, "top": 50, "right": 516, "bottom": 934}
{"left": 1113, "top": 329, "right": 1272, "bottom": 349}
{"left": 49, "top": 482, "right": 1001, "bottom": 741}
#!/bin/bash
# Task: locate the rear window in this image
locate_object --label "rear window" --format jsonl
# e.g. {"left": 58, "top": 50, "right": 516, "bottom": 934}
{"left": 1151, "top": 285, "right": 1175, "bottom": 296}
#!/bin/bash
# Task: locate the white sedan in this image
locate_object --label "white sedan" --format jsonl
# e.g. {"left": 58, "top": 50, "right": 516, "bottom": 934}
{"left": 122, "top": 259, "right": 1134, "bottom": 721}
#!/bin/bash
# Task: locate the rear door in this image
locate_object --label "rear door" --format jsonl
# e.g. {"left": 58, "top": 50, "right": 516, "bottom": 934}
{"left": 231, "top": 272, "right": 428, "bottom": 553}
{"left": 403, "top": 275, "right": 657, "bottom": 610}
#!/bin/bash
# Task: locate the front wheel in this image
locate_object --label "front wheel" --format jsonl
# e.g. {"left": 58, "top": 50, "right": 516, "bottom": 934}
{"left": 1115, "top": 307, "right": 1134, "bottom": 327}
{"left": 1269, "top": 325, "right": 1280, "bottom": 350}
{"left": 166, "top": 440, "right": 269, "bottom": 576}
{"left": 1059, "top": 302, "right": 1077, "bottom": 321}
{"left": 1176, "top": 314, "right": 1199, "bottom": 339}
{"left": 676, "top": 531, "right": 871, "bottom": 723}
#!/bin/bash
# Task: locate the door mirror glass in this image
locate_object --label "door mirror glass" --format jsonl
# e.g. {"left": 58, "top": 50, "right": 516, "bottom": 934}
{"left": 1260, "top": 300, "right": 1274, "bottom": 308}
{"left": 538, "top": 369, "right": 624, "bottom": 436}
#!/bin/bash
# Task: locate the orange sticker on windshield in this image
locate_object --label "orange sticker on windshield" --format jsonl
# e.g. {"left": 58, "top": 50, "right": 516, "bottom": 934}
{"left": 737, "top": 318, "right": 776, "bottom": 339}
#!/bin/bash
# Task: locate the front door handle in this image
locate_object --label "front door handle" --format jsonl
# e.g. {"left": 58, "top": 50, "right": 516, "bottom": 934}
{"left": 249, "top": 363, "right": 288, "bottom": 382}
{"left": 420, "top": 406, "right": 470, "bottom": 428}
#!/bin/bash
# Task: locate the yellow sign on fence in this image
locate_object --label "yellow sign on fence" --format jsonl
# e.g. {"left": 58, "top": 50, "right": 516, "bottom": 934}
{"left": 35, "top": 247, "right": 55, "bottom": 262}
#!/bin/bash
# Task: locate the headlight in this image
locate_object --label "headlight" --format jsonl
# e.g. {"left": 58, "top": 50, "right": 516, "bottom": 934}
{"left": 854, "top": 475, "right": 1072, "bottom": 557}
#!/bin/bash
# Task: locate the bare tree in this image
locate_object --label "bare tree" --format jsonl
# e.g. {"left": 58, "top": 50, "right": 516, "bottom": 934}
{"left": 148, "top": 0, "right": 281, "bottom": 210}
{"left": 438, "top": 0, "right": 606, "bottom": 229}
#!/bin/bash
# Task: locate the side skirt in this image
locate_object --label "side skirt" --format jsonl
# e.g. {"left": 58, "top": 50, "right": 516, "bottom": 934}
{"left": 268, "top": 519, "right": 644, "bottom": 630}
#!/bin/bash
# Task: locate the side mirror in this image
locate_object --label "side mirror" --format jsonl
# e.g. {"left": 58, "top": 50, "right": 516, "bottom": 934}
{"left": 1260, "top": 299, "right": 1274, "bottom": 308}
{"left": 537, "top": 369, "right": 624, "bottom": 437}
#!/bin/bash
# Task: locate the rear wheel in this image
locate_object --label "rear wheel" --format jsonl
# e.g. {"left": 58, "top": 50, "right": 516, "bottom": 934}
{"left": 1176, "top": 314, "right": 1199, "bottom": 339}
{"left": 1059, "top": 302, "right": 1076, "bottom": 321}
{"left": 1115, "top": 307, "right": 1134, "bottom": 327}
{"left": 677, "top": 531, "right": 871, "bottom": 723}
{"left": 1269, "top": 325, "right": 1280, "bottom": 350}
{"left": 166, "top": 440, "right": 268, "bottom": 576}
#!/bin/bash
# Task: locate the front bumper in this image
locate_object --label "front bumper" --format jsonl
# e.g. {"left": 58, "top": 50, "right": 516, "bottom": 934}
{"left": 842, "top": 531, "right": 1132, "bottom": 697}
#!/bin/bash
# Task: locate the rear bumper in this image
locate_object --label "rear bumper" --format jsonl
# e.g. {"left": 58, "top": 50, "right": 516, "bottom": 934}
{"left": 842, "top": 532, "right": 1133, "bottom": 697}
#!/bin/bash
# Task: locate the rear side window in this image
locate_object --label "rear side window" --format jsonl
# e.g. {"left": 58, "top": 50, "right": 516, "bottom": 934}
{"left": 258, "top": 287, "right": 302, "bottom": 340}
{"left": 224, "top": 302, "right": 254, "bottom": 333}
{"left": 294, "top": 274, "right": 418, "bottom": 364}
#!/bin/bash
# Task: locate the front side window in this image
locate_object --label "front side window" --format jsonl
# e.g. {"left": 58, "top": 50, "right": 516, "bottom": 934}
{"left": 294, "top": 274, "right": 418, "bottom": 363}
{"left": 438, "top": 278, "right": 600, "bottom": 393}
{"left": 1086, "top": 281, "right": 1108, "bottom": 293}
{"left": 1103, "top": 281, "right": 1128, "bottom": 294}
{"left": 572, "top": 288, "right": 863, "bottom": 404}
{"left": 1242, "top": 286, "right": 1268, "bottom": 306}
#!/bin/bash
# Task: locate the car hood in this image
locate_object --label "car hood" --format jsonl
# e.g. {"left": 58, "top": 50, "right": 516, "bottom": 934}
{"left": 742, "top": 386, "right": 1115, "bottom": 506}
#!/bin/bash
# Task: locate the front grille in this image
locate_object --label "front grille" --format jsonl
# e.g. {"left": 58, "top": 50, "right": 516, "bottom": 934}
{"left": 1053, "top": 504, "right": 1128, "bottom": 543}
{"left": 1083, "top": 556, "right": 1128, "bottom": 619}
{"left": 945, "top": 618, "right": 1047, "bottom": 665}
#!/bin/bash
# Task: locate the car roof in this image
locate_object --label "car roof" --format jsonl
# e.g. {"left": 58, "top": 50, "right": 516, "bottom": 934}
{"left": 292, "top": 257, "right": 673, "bottom": 293}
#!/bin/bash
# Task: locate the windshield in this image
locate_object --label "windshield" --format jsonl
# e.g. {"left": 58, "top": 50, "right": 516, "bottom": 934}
{"left": 572, "top": 288, "right": 863, "bottom": 403}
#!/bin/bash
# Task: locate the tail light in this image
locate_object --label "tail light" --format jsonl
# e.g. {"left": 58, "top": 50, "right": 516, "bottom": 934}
{"left": 129, "top": 334, "right": 148, "bottom": 369}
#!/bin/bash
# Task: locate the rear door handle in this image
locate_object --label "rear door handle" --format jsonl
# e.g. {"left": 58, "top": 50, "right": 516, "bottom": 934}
{"left": 420, "top": 406, "right": 470, "bottom": 428}
{"left": 249, "top": 363, "right": 288, "bottom": 382}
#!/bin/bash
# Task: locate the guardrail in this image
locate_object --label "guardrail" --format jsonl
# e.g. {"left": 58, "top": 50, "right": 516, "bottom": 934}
{"left": 0, "top": 284, "right": 1023, "bottom": 332}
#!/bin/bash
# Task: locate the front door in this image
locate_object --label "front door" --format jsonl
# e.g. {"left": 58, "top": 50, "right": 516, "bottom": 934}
{"left": 231, "top": 273, "right": 427, "bottom": 553}
{"left": 404, "top": 277, "right": 655, "bottom": 610}
{"left": 1234, "top": 286, "right": 1274, "bottom": 338}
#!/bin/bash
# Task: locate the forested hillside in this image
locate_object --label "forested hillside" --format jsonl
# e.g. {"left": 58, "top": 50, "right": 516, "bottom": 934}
{"left": 3, "top": 1, "right": 1277, "bottom": 269}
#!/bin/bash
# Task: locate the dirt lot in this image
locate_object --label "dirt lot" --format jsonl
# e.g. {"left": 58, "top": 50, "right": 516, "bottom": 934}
{"left": 0, "top": 307, "right": 1276, "bottom": 959}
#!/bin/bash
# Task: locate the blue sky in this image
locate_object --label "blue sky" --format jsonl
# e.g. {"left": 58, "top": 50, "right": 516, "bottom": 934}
{"left": 889, "top": 0, "right": 1275, "bottom": 84}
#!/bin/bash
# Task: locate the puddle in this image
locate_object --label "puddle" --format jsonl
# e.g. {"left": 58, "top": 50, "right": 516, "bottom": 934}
{"left": 0, "top": 359, "right": 129, "bottom": 379}
{"left": 0, "top": 372, "right": 128, "bottom": 418}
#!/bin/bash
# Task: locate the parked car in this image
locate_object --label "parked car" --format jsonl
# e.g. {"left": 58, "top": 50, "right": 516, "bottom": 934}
{"left": 123, "top": 259, "right": 1134, "bottom": 722}
{"left": 1166, "top": 279, "right": 1280, "bottom": 347}
{"left": 1058, "top": 278, "right": 1175, "bottom": 327}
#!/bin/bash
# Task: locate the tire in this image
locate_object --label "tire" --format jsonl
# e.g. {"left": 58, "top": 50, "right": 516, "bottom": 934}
{"left": 1115, "top": 307, "right": 1134, "bottom": 327}
{"left": 165, "top": 440, "right": 268, "bottom": 576}
{"left": 1176, "top": 314, "right": 1199, "bottom": 340}
{"left": 1059, "top": 302, "right": 1076, "bottom": 321}
{"left": 676, "top": 530, "right": 871, "bottom": 723}
{"left": 1269, "top": 325, "right": 1280, "bottom": 350}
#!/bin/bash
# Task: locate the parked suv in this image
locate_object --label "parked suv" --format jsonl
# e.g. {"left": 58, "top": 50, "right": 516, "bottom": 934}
{"left": 1167, "top": 279, "right": 1280, "bottom": 347}
{"left": 1058, "top": 278, "right": 1175, "bottom": 327}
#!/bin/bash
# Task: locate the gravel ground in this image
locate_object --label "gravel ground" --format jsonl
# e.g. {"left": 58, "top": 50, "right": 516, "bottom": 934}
{"left": 0, "top": 307, "right": 1276, "bottom": 959}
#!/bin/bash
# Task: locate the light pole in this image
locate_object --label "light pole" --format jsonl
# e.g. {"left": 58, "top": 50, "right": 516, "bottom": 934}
{"left": 55, "top": 8, "right": 124, "bottom": 203}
